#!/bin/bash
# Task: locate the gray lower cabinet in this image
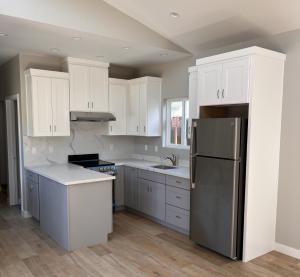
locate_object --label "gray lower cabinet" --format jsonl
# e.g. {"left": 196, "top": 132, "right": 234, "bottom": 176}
{"left": 26, "top": 170, "right": 39, "bottom": 220}
{"left": 124, "top": 166, "right": 190, "bottom": 234}
{"left": 124, "top": 167, "right": 139, "bottom": 210}
{"left": 139, "top": 179, "right": 165, "bottom": 221}
{"left": 115, "top": 166, "right": 125, "bottom": 209}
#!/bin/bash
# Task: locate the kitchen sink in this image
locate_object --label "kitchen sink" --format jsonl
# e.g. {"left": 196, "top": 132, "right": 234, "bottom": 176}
{"left": 152, "top": 165, "right": 176, "bottom": 170}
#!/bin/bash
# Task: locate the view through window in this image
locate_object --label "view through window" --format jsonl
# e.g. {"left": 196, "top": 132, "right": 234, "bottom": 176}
{"left": 166, "top": 98, "right": 189, "bottom": 147}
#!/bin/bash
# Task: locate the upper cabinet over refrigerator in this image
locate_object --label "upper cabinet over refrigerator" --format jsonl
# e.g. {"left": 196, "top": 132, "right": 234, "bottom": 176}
{"left": 197, "top": 57, "right": 250, "bottom": 106}
{"left": 63, "top": 57, "right": 109, "bottom": 112}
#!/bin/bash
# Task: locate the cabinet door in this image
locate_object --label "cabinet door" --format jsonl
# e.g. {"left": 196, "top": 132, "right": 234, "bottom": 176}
{"left": 51, "top": 78, "right": 70, "bottom": 136}
{"left": 124, "top": 167, "right": 138, "bottom": 210}
{"left": 188, "top": 69, "right": 198, "bottom": 139}
{"left": 109, "top": 82, "right": 127, "bottom": 135}
{"left": 127, "top": 84, "right": 140, "bottom": 135}
{"left": 138, "top": 179, "right": 152, "bottom": 215}
{"left": 32, "top": 76, "right": 53, "bottom": 136}
{"left": 198, "top": 64, "right": 222, "bottom": 106}
{"left": 149, "top": 181, "right": 166, "bottom": 221}
{"left": 69, "top": 64, "right": 90, "bottom": 111}
{"left": 90, "top": 66, "right": 109, "bottom": 112}
{"left": 26, "top": 174, "right": 39, "bottom": 220}
{"left": 221, "top": 58, "right": 250, "bottom": 104}
{"left": 139, "top": 83, "right": 147, "bottom": 136}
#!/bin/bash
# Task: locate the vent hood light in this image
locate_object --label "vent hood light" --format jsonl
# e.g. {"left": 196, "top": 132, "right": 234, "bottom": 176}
{"left": 70, "top": 111, "right": 116, "bottom": 122}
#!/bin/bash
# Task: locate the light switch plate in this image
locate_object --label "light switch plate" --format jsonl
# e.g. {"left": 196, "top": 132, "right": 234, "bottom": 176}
{"left": 144, "top": 144, "right": 148, "bottom": 151}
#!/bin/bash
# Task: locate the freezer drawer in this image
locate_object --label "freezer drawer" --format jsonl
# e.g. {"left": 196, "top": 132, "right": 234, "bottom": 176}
{"left": 190, "top": 156, "right": 240, "bottom": 259}
{"left": 193, "top": 118, "right": 241, "bottom": 160}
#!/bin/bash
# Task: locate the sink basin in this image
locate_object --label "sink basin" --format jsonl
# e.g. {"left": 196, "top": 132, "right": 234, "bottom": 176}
{"left": 152, "top": 165, "right": 176, "bottom": 170}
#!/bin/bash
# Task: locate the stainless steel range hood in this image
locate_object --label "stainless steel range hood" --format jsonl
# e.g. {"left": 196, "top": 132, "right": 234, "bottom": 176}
{"left": 70, "top": 111, "right": 116, "bottom": 122}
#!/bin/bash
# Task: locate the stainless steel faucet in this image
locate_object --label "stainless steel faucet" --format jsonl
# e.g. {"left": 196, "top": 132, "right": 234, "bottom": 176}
{"left": 165, "top": 154, "right": 178, "bottom": 166}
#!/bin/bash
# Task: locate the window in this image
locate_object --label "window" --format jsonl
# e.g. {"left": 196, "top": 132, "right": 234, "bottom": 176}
{"left": 165, "top": 98, "right": 189, "bottom": 148}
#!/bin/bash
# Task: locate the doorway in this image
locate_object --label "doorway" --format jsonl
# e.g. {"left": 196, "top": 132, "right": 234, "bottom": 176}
{"left": 4, "top": 94, "right": 23, "bottom": 209}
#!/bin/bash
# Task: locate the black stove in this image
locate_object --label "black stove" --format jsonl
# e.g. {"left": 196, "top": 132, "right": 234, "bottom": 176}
{"left": 68, "top": 154, "right": 116, "bottom": 174}
{"left": 68, "top": 154, "right": 117, "bottom": 212}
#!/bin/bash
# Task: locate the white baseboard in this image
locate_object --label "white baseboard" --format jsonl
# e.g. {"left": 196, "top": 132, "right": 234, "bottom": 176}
{"left": 275, "top": 243, "right": 300, "bottom": 259}
{"left": 21, "top": 210, "right": 32, "bottom": 218}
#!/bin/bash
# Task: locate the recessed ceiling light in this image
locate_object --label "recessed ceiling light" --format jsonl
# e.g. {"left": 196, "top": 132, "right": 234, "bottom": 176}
{"left": 0, "top": 33, "right": 8, "bottom": 37}
{"left": 71, "top": 36, "right": 81, "bottom": 41}
{"left": 50, "top": 48, "right": 60, "bottom": 53}
{"left": 170, "top": 12, "right": 180, "bottom": 18}
{"left": 122, "top": 46, "right": 130, "bottom": 50}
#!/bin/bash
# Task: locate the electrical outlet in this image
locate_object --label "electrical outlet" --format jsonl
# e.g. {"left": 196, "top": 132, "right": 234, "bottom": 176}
{"left": 144, "top": 144, "right": 148, "bottom": 151}
{"left": 154, "top": 146, "right": 158, "bottom": 152}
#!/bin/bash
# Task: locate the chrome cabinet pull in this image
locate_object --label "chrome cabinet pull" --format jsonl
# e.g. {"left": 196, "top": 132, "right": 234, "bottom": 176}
{"left": 88, "top": 102, "right": 90, "bottom": 109}
{"left": 136, "top": 126, "right": 139, "bottom": 132}
{"left": 144, "top": 126, "right": 146, "bottom": 132}
{"left": 176, "top": 196, "right": 181, "bottom": 199}
{"left": 176, "top": 215, "right": 181, "bottom": 219}
{"left": 54, "top": 125, "right": 56, "bottom": 132}
{"left": 92, "top": 102, "right": 94, "bottom": 109}
{"left": 50, "top": 125, "right": 52, "bottom": 132}
{"left": 110, "top": 126, "right": 112, "bottom": 132}
{"left": 222, "top": 89, "right": 224, "bottom": 98}
{"left": 217, "top": 89, "right": 220, "bottom": 98}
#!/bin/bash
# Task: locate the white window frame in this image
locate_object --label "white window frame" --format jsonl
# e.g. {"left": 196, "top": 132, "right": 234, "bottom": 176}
{"left": 164, "top": 98, "right": 189, "bottom": 149}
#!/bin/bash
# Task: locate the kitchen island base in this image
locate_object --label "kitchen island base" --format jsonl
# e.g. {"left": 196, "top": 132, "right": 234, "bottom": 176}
{"left": 39, "top": 176, "right": 112, "bottom": 251}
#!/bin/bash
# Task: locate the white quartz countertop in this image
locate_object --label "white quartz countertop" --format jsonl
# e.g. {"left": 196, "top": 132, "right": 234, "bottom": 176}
{"left": 110, "top": 159, "right": 190, "bottom": 179}
{"left": 25, "top": 164, "right": 115, "bottom": 186}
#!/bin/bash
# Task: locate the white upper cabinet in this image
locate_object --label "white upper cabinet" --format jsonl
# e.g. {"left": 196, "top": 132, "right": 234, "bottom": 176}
{"left": 127, "top": 83, "right": 140, "bottom": 135}
{"left": 51, "top": 78, "right": 70, "bottom": 136}
{"left": 64, "top": 57, "right": 109, "bottom": 112}
{"left": 127, "top": 77, "right": 162, "bottom": 137}
{"left": 25, "top": 69, "right": 70, "bottom": 137}
{"left": 90, "top": 66, "right": 109, "bottom": 112}
{"left": 108, "top": 78, "right": 127, "bottom": 135}
{"left": 197, "top": 55, "right": 250, "bottom": 106}
{"left": 198, "top": 63, "right": 222, "bottom": 106}
{"left": 68, "top": 64, "right": 90, "bottom": 112}
{"left": 221, "top": 58, "right": 250, "bottom": 104}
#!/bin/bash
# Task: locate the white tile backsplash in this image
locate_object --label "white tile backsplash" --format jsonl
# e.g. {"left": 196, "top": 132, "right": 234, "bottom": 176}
{"left": 23, "top": 122, "right": 135, "bottom": 166}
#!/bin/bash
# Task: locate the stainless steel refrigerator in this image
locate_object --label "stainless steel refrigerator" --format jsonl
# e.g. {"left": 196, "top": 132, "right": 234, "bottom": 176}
{"left": 190, "top": 117, "right": 247, "bottom": 260}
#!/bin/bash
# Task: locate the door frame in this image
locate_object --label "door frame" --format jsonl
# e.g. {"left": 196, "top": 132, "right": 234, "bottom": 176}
{"left": 5, "top": 94, "right": 24, "bottom": 211}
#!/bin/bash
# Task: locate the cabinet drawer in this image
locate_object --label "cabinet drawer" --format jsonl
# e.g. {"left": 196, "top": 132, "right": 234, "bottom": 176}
{"left": 166, "top": 204, "right": 189, "bottom": 231}
{"left": 26, "top": 170, "right": 38, "bottom": 183}
{"left": 166, "top": 175, "right": 190, "bottom": 190}
{"left": 166, "top": 186, "right": 190, "bottom": 211}
{"left": 138, "top": 169, "right": 165, "bottom": 184}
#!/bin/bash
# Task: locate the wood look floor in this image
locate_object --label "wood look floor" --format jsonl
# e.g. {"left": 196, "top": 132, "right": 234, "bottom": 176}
{"left": 0, "top": 202, "right": 299, "bottom": 276}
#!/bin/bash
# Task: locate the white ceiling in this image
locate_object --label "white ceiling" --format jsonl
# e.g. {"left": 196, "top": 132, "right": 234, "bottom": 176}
{"left": 0, "top": 0, "right": 189, "bottom": 66}
{"left": 1, "top": 0, "right": 300, "bottom": 67}
{"left": 0, "top": 14, "right": 189, "bottom": 66}
{"left": 104, "top": 0, "right": 300, "bottom": 53}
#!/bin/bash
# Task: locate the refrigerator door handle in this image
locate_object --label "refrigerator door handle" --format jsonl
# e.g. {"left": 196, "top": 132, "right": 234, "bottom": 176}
{"left": 190, "top": 120, "right": 197, "bottom": 189}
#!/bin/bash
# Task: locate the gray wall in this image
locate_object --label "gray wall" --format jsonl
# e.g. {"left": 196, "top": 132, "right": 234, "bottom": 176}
{"left": 136, "top": 29, "right": 300, "bottom": 251}
{"left": 0, "top": 55, "right": 21, "bottom": 185}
